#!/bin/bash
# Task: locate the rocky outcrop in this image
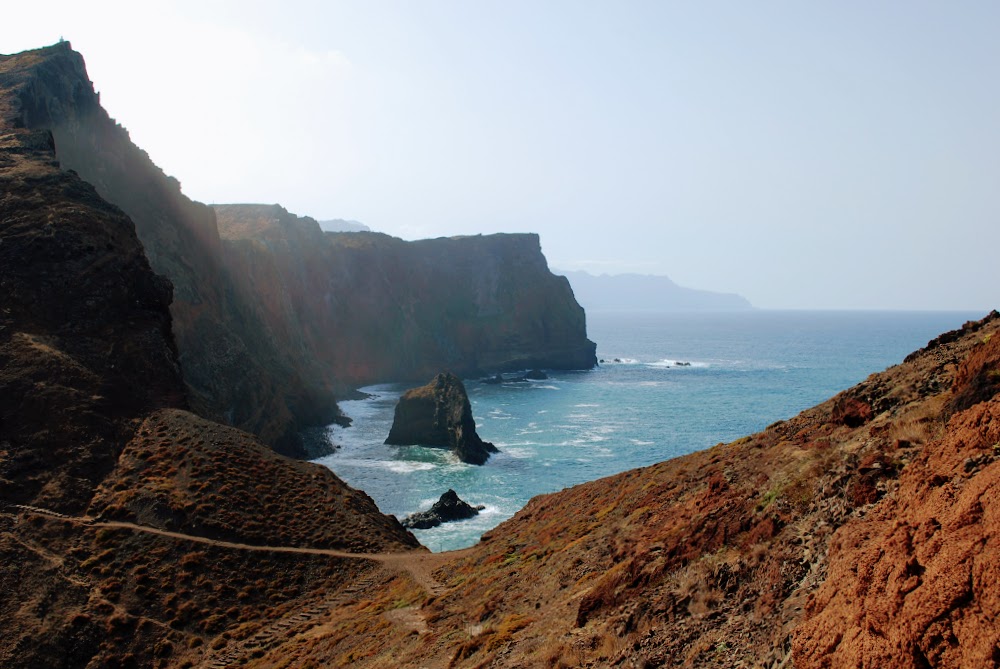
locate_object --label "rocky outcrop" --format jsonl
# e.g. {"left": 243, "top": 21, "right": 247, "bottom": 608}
{"left": 793, "top": 397, "right": 1000, "bottom": 668}
{"left": 0, "top": 119, "right": 186, "bottom": 513}
{"left": 385, "top": 373, "right": 498, "bottom": 465}
{"left": 0, "top": 42, "right": 337, "bottom": 457}
{"left": 400, "top": 489, "right": 484, "bottom": 529}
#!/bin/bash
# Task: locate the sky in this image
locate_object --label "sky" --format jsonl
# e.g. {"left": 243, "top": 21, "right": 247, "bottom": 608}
{"left": 2, "top": 1, "right": 998, "bottom": 310}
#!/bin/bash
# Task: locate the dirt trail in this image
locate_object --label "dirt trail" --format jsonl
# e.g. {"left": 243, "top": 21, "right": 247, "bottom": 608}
{"left": 11, "top": 505, "right": 470, "bottom": 668}
{"left": 10, "top": 505, "right": 470, "bottom": 591}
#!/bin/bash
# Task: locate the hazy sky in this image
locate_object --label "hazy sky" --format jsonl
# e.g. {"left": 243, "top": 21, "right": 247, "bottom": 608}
{"left": 3, "top": 2, "right": 998, "bottom": 310}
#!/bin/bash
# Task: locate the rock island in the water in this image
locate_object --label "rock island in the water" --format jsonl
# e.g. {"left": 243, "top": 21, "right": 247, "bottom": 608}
{"left": 401, "top": 489, "right": 485, "bottom": 529}
{"left": 385, "top": 372, "right": 498, "bottom": 465}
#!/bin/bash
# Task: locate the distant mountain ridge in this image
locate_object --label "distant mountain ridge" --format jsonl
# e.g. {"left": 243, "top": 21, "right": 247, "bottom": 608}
{"left": 557, "top": 269, "right": 753, "bottom": 312}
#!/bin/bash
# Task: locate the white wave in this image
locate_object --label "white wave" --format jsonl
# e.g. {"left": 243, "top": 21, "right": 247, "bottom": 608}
{"left": 646, "top": 359, "right": 709, "bottom": 369}
{"left": 601, "top": 380, "right": 666, "bottom": 388}
{"left": 476, "top": 504, "right": 504, "bottom": 517}
{"left": 534, "top": 385, "right": 560, "bottom": 390}
{"left": 501, "top": 446, "right": 537, "bottom": 459}
{"left": 603, "top": 357, "right": 639, "bottom": 364}
{"left": 630, "top": 439, "right": 655, "bottom": 446}
{"left": 327, "top": 457, "right": 438, "bottom": 474}
{"left": 573, "top": 403, "right": 600, "bottom": 408}
{"left": 384, "top": 461, "right": 437, "bottom": 474}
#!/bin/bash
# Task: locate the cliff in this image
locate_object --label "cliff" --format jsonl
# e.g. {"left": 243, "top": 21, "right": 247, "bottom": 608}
{"left": 0, "top": 120, "right": 185, "bottom": 515}
{"left": 1, "top": 45, "right": 422, "bottom": 669}
{"left": 3, "top": 43, "right": 595, "bottom": 458}
{"left": 214, "top": 204, "right": 597, "bottom": 386}
{"left": 0, "top": 42, "right": 335, "bottom": 457}
{"left": 385, "top": 373, "right": 498, "bottom": 465}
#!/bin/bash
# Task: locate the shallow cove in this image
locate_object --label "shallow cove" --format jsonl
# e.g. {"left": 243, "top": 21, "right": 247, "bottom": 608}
{"left": 315, "top": 310, "right": 983, "bottom": 551}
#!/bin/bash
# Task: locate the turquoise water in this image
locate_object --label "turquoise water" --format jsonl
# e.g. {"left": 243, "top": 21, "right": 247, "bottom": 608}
{"left": 315, "top": 310, "right": 983, "bottom": 551}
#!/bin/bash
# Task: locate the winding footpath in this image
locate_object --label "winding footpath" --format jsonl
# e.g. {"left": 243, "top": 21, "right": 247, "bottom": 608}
{"left": 8, "top": 504, "right": 469, "bottom": 668}
{"left": 10, "top": 504, "right": 467, "bottom": 593}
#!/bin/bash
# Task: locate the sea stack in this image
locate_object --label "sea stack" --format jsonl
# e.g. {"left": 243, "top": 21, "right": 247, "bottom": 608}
{"left": 385, "top": 372, "right": 498, "bottom": 464}
{"left": 400, "top": 489, "right": 485, "bottom": 529}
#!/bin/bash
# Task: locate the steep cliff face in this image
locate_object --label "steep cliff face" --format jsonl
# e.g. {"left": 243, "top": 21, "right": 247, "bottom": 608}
{"left": 0, "top": 114, "right": 186, "bottom": 512}
{"left": 4, "top": 44, "right": 594, "bottom": 459}
{"left": 2, "top": 42, "right": 338, "bottom": 456}
{"left": 215, "top": 204, "right": 597, "bottom": 387}
{"left": 319, "top": 230, "right": 597, "bottom": 381}
{"left": 1, "top": 46, "right": 424, "bottom": 669}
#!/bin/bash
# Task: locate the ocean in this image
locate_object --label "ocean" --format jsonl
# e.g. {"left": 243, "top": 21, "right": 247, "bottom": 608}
{"left": 314, "top": 310, "right": 983, "bottom": 552}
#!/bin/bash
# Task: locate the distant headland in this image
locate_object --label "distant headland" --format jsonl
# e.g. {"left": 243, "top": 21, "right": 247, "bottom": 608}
{"left": 557, "top": 269, "right": 753, "bottom": 312}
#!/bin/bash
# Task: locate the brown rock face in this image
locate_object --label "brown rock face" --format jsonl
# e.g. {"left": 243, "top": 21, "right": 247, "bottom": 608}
{"left": 948, "top": 328, "right": 1000, "bottom": 414}
{"left": 793, "top": 335, "right": 1000, "bottom": 669}
{"left": 2, "top": 42, "right": 340, "bottom": 457}
{"left": 214, "top": 204, "right": 598, "bottom": 386}
{"left": 830, "top": 395, "right": 874, "bottom": 427}
{"left": 385, "top": 373, "right": 498, "bottom": 464}
{"left": 0, "top": 120, "right": 185, "bottom": 512}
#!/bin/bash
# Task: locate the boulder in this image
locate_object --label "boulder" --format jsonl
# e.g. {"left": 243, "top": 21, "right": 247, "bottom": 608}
{"left": 385, "top": 372, "right": 499, "bottom": 465}
{"left": 525, "top": 369, "right": 549, "bottom": 380}
{"left": 831, "top": 395, "right": 874, "bottom": 427}
{"left": 401, "top": 489, "right": 485, "bottom": 530}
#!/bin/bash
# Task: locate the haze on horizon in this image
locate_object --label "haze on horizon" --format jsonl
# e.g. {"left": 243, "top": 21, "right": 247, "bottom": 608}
{"left": 2, "top": 1, "right": 998, "bottom": 311}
